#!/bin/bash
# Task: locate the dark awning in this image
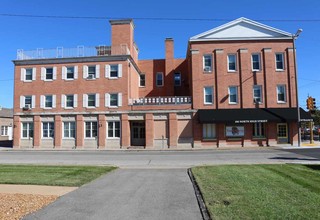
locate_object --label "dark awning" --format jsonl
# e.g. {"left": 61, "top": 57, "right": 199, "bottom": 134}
{"left": 198, "top": 108, "right": 313, "bottom": 123}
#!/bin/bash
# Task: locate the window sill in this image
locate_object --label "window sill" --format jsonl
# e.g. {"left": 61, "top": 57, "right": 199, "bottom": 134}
{"left": 84, "top": 138, "right": 97, "bottom": 140}
{"left": 252, "top": 70, "right": 261, "bottom": 73}
{"left": 62, "top": 138, "right": 75, "bottom": 140}
{"left": 41, "top": 138, "right": 54, "bottom": 140}
{"left": 109, "top": 77, "right": 119, "bottom": 79}
{"left": 277, "top": 101, "right": 287, "bottom": 104}
{"left": 44, "top": 107, "right": 53, "bottom": 110}
{"left": 139, "top": 86, "right": 146, "bottom": 88}
{"left": 64, "top": 107, "right": 75, "bottom": 109}
{"left": 86, "top": 106, "right": 96, "bottom": 109}
{"left": 65, "top": 78, "right": 75, "bottom": 81}
{"left": 203, "top": 71, "right": 212, "bottom": 74}
{"left": 86, "top": 78, "right": 96, "bottom": 81}
{"left": 276, "top": 70, "right": 285, "bottom": 72}
{"left": 23, "top": 80, "right": 33, "bottom": 83}
{"left": 204, "top": 103, "right": 213, "bottom": 105}
{"left": 107, "top": 137, "right": 121, "bottom": 140}
{"left": 108, "top": 106, "right": 119, "bottom": 109}
{"left": 228, "top": 70, "right": 237, "bottom": 73}
{"left": 229, "top": 103, "right": 238, "bottom": 105}
{"left": 44, "top": 79, "right": 54, "bottom": 82}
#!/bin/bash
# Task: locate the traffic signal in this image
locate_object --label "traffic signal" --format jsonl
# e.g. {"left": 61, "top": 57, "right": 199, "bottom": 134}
{"left": 313, "top": 98, "right": 316, "bottom": 109}
{"left": 307, "top": 97, "right": 313, "bottom": 109}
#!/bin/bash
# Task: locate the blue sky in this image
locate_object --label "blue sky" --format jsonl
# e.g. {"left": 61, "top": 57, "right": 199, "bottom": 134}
{"left": 1, "top": 0, "right": 319, "bottom": 109}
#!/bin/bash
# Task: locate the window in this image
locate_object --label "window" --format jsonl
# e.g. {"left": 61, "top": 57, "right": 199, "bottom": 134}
{"left": 66, "top": 95, "right": 74, "bottom": 108}
{"left": 110, "top": 65, "right": 119, "bottom": 78}
{"left": 253, "top": 123, "right": 265, "bottom": 138}
{"left": 88, "top": 66, "right": 96, "bottom": 79}
{"left": 22, "top": 122, "right": 33, "bottom": 138}
{"left": 203, "top": 124, "right": 216, "bottom": 139}
{"left": 1, "top": 126, "right": 8, "bottom": 136}
{"left": 105, "top": 64, "right": 122, "bottom": 78}
{"left": 46, "top": 68, "right": 53, "bottom": 80}
{"left": 204, "top": 87, "right": 213, "bottom": 104}
{"left": 277, "top": 85, "right": 286, "bottom": 103}
{"left": 252, "top": 54, "right": 261, "bottom": 71}
{"left": 24, "top": 96, "right": 32, "bottom": 108}
{"left": 228, "top": 86, "right": 238, "bottom": 104}
{"left": 277, "top": 124, "right": 287, "bottom": 138}
{"left": 228, "top": 54, "right": 237, "bottom": 71}
{"left": 110, "top": 94, "right": 118, "bottom": 107}
{"left": 85, "top": 121, "right": 98, "bottom": 138}
{"left": 42, "top": 122, "right": 54, "bottom": 138}
{"left": 87, "top": 94, "right": 96, "bottom": 107}
{"left": 253, "top": 85, "right": 262, "bottom": 103}
{"left": 276, "top": 53, "right": 284, "bottom": 70}
{"left": 203, "top": 55, "right": 212, "bottom": 72}
{"left": 45, "top": 95, "right": 53, "bottom": 108}
{"left": 108, "top": 121, "right": 120, "bottom": 138}
{"left": 25, "top": 68, "right": 33, "bottom": 81}
{"left": 105, "top": 93, "right": 122, "bottom": 107}
{"left": 139, "top": 74, "right": 145, "bottom": 87}
{"left": 66, "top": 67, "right": 74, "bottom": 79}
{"left": 63, "top": 122, "right": 75, "bottom": 138}
{"left": 174, "top": 73, "right": 181, "bottom": 86}
{"left": 156, "top": 72, "right": 163, "bottom": 87}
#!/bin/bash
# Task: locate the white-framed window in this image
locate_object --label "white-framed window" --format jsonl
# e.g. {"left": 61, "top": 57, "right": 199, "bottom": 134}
{"left": 83, "top": 94, "right": 99, "bottom": 108}
{"left": 44, "top": 95, "right": 53, "bottom": 108}
{"left": 105, "top": 64, "right": 122, "bottom": 79}
{"left": 85, "top": 121, "right": 98, "bottom": 138}
{"left": 203, "top": 124, "right": 216, "bottom": 139}
{"left": 62, "top": 94, "right": 77, "bottom": 108}
{"left": 253, "top": 123, "right": 265, "bottom": 138}
{"left": 139, "top": 74, "right": 145, "bottom": 87}
{"left": 21, "top": 68, "right": 36, "bottom": 82}
{"left": 105, "top": 93, "right": 122, "bottom": 107}
{"left": 174, "top": 73, "right": 181, "bottom": 86}
{"left": 83, "top": 65, "right": 100, "bottom": 79}
{"left": 275, "top": 53, "right": 284, "bottom": 71}
{"left": 277, "top": 85, "right": 286, "bottom": 103}
{"left": 41, "top": 67, "right": 57, "bottom": 81}
{"left": 107, "top": 121, "right": 120, "bottom": 138}
{"left": 20, "top": 95, "right": 35, "bottom": 109}
{"left": 203, "top": 54, "right": 212, "bottom": 72}
{"left": 21, "top": 122, "right": 33, "bottom": 139}
{"left": 228, "top": 54, "right": 237, "bottom": 72}
{"left": 228, "top": 86, "right": 238, "bottom": 104}
{"left": 251, "top": 54, "right": 261, "bottom": 71}
{"left": 253, "top": 85, "right": 262, "bottom": 103}
{"left": 1, "top": 126, "right": 8, "bottom": 136}
{"left": 204, "top": 86, "right": 213, "bottom": 104}
{"left": 42, "top": 122, "right": 54, "bottom": 138}
{"left": 62, "top": 66, "right": 78, "bottom": 80}
{"left": 156, "top": 72, "right": 164, "bottom": 87}
{"left": 63, "top": 122, "right": 76, "bottom": 138}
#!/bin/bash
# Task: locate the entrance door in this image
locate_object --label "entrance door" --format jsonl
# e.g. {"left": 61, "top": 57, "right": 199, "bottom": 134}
{"left": 277, "top": 123, "right": 288, "bottom": 143}
{"left": 131, "top": 121, "right": 145, "bottom": 146}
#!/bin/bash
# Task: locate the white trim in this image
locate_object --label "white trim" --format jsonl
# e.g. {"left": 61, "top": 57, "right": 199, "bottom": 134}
{"left": 276, "top": 84, "right": 287, "bottom": 103}
{"left": 251, "top": 53, "right": 261, "bottom": 71}
{"left": 203, "top": 86, "right": 213, "bottom": 105}
{"left": 227, "top": 54, "right": 237, "bottom": 72}
{"left": 275, "top": 53, "right": 285, "bottom": 71}
{"left": 106, "top": 121, "right": 121, "bottom": 139}
{"left": 253, "top": 85, "right": 263, "bottom": 104}
{"left": 203, "top": 54, "right": 212, "bottom": 72}
{"left": 228, "top": 86, "right": 238, "bottom": 104}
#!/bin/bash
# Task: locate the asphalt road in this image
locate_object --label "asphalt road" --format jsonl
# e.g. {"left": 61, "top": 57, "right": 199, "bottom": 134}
{"left": 0, "top": 147, "right": 319, "bottom": 168}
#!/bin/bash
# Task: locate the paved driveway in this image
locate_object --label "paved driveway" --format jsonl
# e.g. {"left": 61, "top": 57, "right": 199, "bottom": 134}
{"left": 24, "top": 169, "right": 202, "bottom": 220}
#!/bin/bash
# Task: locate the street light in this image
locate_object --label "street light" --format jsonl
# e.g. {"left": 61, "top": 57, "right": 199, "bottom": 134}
{"left": 293, "top": 28, "right": 303, "bottom": 147}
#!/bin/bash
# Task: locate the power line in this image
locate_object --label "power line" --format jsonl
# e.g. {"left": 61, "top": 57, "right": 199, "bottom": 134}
{"left": 1, "top": 13, "right": 320, "bottom": 22}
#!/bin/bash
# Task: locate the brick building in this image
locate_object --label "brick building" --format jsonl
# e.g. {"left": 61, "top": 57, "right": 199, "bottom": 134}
{"left": 13, "top": 17, "right": 311, "bottom": 149}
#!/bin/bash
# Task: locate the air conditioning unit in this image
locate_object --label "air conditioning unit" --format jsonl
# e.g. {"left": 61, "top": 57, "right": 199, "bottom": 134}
{"left": 204, "top": 67, "right": 211, "bottom": 72}
{"left": 23, "top": 104, "right": 31, "bottom": 111}
{"left": 87, "top": 74, "right": 95, "bottom": 79}
{"left": 253, "top": 98, "right": 260, "bottom": 103}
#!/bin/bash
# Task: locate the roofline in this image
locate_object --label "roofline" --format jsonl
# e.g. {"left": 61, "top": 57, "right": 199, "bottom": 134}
{"left": 189, "top": 37, "right": 293, "bottom": 42}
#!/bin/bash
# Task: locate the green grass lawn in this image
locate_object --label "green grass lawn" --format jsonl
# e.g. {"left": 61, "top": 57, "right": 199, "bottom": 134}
{"left": 0, "top": 165, "right": 116, "bottom": 187}
{"left": 192, "top": 164, "right": 320, "bottom": 220}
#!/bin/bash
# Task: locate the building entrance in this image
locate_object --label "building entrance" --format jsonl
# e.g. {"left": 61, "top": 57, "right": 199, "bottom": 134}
{"left": 130, "top": 121, "right": 146, "bottom": 146}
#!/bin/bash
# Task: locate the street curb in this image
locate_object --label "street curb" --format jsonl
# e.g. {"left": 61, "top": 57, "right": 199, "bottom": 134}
{"left": 187, "top": 168, "right": 211, "bottom": 220}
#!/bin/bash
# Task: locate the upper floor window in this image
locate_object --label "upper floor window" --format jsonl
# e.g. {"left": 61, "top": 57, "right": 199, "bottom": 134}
{"left": 253, "top": 85, "right": 262, "bottom": 103}
{"left": 62, "top": 66, "right": 78, "bottom": 80}
{"left": 22, "top": 122, "right": 33, "bottom": 139}
{"left": 174, "top": 73, "right": 181, "bottom": 86}
{"left": 105, "top": 93, "right": 122, "bottom": 107}
{"left": 40, "top": 95, "right": 56, "bottom": 109}
{"left": 83, "top": 65, "right": 100, "bottom": 79}
{"left": 21, "top": 68, "right": 36, "bottom": 82}
{"left": 228, "top": 86, "right": 238, "bottom": 104}
{"left": 156, "top": 72, "right": 164, "bottom": 87}
{"left": 252, "top": 54, "right": 261, "bottom": 71}
{"left": 204, "top": 86, "right": 213, "bottom": 104}
{"left": 203, "top": 55, "right": 212, "bottom": 72}
{"left": 228, "top": 54, "right": 237, "bottom": 72}
{"left": 105, "top": 64, "right": 122, "bottom": 78}
{"left": 41, "top": 67, "right": 57, "bottom": 81}
{"left": 277, "top": 85, "right": 286, "bottom": 103}
{"left": 139, "top": 74, "right": 145, "bottom": 87}
{"left": 45, "top": 95, "right": 53, "bottom": 108}
{"left": 275, "top": 53, "right": 284, "bottom": 71}
{"left": 62, "top": 94, "right": 77, "bottom": 108}
{"left": 20, "top": 95, "right": 35, "bottom": 109}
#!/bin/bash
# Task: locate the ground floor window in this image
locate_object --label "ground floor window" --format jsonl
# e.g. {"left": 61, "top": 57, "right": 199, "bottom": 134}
{"left": 85, "top": 121, "right": 98, "bottom": 138}
{"left": 253, "top": 123, "right": 265, "bottom": 138}
{"left": 107, "top": 121, "right": 120, "bottom": 138}
{"left": 42, "top": 122, "right": 54, "bottom": 138}
{"left": 203, "top": 123, "right": 216, "bottom": 139}
{"left": 22, "top": 122, "right": 33, "bottom": 138}
{"left": 1, "top": 126, "right": 8, "bottom": 136}
{"left": 63, "top": 122, "right": 76, "bottom": 138}
{"left": 277, "top": 124, "right": 287, "bottom": 138}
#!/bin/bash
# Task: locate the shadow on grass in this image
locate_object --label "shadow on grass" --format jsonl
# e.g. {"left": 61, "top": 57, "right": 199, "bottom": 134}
{"left": 270, "top": 157, "right": 319, "bottom": 161}
{"left": 304, "top": 165, "right": 320, "bottom": 170}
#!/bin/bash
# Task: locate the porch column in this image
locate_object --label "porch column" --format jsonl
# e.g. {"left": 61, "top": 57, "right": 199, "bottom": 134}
{"left": 121, "top": 114, "right": 130, "bottom": 148}
{"left": 54, "top": 115, "right": 62, "bottom": 149}
{"left": 33, "top": 115, "right": 41, "bottom": 148}
{"left": 145, "top": 113, "right": 154, "bottom": 149}
{"left": 98, "top": 114, "right": 106, "bottom": 149}
{"left": 76, "top": 115, "right": 84, "bottom": 148}
{"left": 169, "top": 113, "right": 177, "bottom": 148}
{"left": 13, "top": 116, "right": 21, "bottom": 149}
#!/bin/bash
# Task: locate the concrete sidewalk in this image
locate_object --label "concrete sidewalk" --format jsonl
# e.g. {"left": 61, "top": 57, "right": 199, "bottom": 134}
{"left": 24, "top": 169, "right": 202, "bottom": 220}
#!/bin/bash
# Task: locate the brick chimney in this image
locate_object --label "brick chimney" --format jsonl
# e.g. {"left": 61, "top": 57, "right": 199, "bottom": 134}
{"left": 165, "top": 38, "right": 174, "bottom": 95}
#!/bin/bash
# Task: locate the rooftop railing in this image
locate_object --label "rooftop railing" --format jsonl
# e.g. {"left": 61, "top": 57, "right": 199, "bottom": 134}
{"left": 16, "top": 45, "right": 130, "bottom": 60}
{"left": 129, "top": 96, "right": 192, "bottom": 106}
